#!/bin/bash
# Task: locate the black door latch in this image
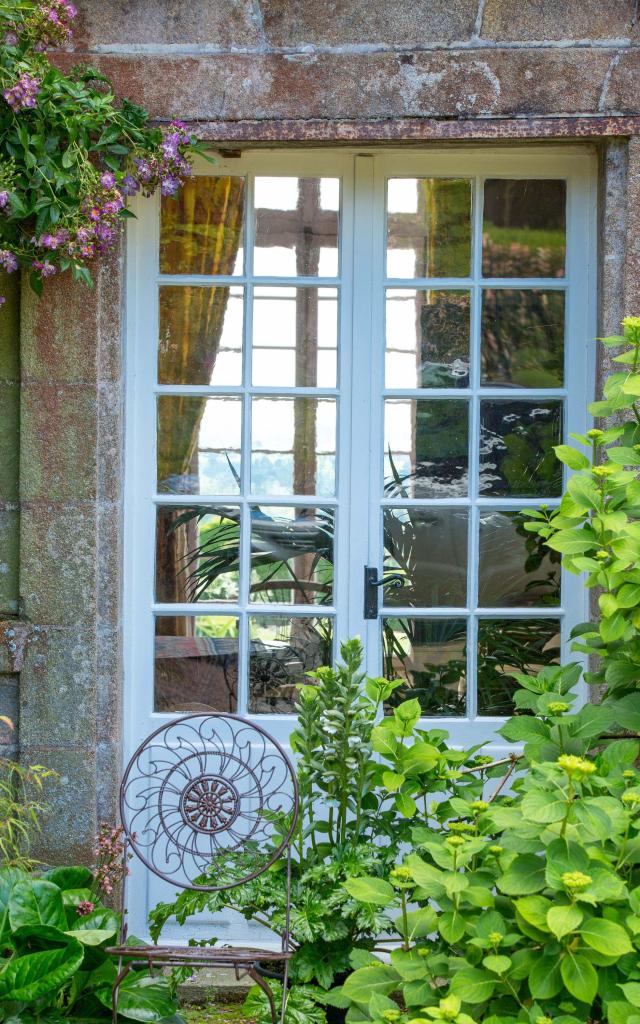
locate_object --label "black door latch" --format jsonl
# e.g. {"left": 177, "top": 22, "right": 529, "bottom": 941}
{"left": 363, "top": 566, "right": 404, "bottom": 619}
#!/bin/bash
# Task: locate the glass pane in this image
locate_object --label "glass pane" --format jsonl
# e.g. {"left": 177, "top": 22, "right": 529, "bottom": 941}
{"left": 253, "top": 177, "right": 339, "bottom": 277}
{"left": 252, "top": 287, "right": 338, "bottom": 387}
{"left": 250, "top": 506, "right": 334, "bottom": 605}
{"left": 155, "top": 615, "right": 239, "bottom": 713}
{"left": 481, "top": 289, "right": 565, "bottom": 388}
{"left": 383, "top": 508, "right": 468, "bottom": 607}
{"left": 382, "top": 617, "right": 467, "bottom": 716}
{"left": 157, "top": 396, "right": 242, "bottom": 495}
{"left": 158, "top": 286, "right": 243, "bottom": 386}
{"left": 479, "top": 400, "right": 563, "bottom": 498}
{"left": 155, "top": 506, "right": 240, "bottom": 603}
{"left": 477, "top": 617, "right": 560, "bottom": 716}
{"left": 248, "top": 616, "right": 333, "bottom": 713}
{"left": 482, "top": 179, "right": 566, "bottom": 278}
{"left": 386, "top": 289, "right": 470, "bottom": 388}
{"left": 478, "top": 511, "right": 560, "bottom": 608}
{"left": 251, "top": 398, "right": 336, "bottom": 496}
{"left": 384, "top": 399, "right": 469, "bottom": 498}
{"left": 386, "top": 178, "right": 472, "bottom": 279}
{"left": 160, "top": 175, "right": 245, "bottom": 276}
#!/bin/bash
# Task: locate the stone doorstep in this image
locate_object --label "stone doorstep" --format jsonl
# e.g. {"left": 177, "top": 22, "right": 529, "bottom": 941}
{"left": 176, "top": 967, "right": 252, "bottom": 1006}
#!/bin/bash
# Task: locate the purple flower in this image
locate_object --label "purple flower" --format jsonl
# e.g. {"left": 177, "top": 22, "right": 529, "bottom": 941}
{"left": 65, "top": 2, "right": 78, "bottom": 16}
{"left": 75, "top": 226, "right": 92, "bottom": 244}
{"left": 3, "top": 73, "right": 41, "bottom": 112}
{"left": 32, "top": 260, "right": 56, "bottom": 278}
{"left": 121, "top": 174, "right": 139, "bottom": 196}
{"left": 0, "top": 191, "right": 9, "bottom": 210}
{"left": 0, "top": 296, "right": 5, "bottom": 307}
{"left": 0, "top": 250, "right": 18, "bottom": 273}
{"left": 4, "top": 31, "right": 18, "bottom": 46}
{"left": 160, "top": 175, "right": 180, "bottom": 197}
{"left": 76, "top": 900, "right": 95, "bottom": 916}
{"left": 40, "top": 233, "right": 59, "bottom": 250}
{"left": 100, "top": 171, "right": 116, "bottom": 189}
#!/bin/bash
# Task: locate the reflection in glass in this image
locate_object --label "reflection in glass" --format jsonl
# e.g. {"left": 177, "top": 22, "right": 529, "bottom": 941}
{"left": 154, "top": 615, "right": 239, "bottom": 713}
{"left": 159, "top": 286, "right": 244, "bottom": 386}
{"left": 249, "top": 615, "right": 333, "bottom": 713}
{"left": 478, "top": 511, "right": 560, "bottom": 608}
{"left": 250, "top": 506, "right": 334, "bottom": 605}
{"left": 382, "top": 617, "right": 467, "bottom": 716}
{"left": 253, "top": 177, "right": 339, "bottom": 277}
{"left": 383, "top": 508, "right": 468, "bottom": 607}
{"left": 157, "top": 396, "right": 242, "bottom": 495}
{"left": 160, "top": 175, "right": 245, "bottom": 276}
{"left": 482, "top": 179, "right": 566, "bottom": 278}
{"left": 252, "top": 287, "right": 338, "bottom": 387}
{"left": 386, "top": 178, "right": 472, "bottom": 279}
{"left": 386, "top": 290, "right": 470, "bottom": 388}
{"left": 251, "top": 398, "right": 336, "bottom": 496}
{"left": 479, "top": 400, "right": 563, "bottom": 498}
{"left": 384, "top": 399, "right": 469, "bottom": 498}
{"left": 477, "top": 617, "right": 560, "bottom": 715}
{"left": 481, "top": 289, "right": 565, "bottom": 388}
{"left": 156, "top": 506, "right": 240, "bottom": 604}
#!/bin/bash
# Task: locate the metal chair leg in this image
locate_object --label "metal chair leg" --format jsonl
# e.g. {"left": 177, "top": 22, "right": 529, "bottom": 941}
{"left": 112, "top": 960, "right": 132, "bottom": 1024}
{"left": 280, "top": 958, "right": 290, "bottom": 1024}
{"left": 246, "top": 966, "right": 278, "bottom": 1024}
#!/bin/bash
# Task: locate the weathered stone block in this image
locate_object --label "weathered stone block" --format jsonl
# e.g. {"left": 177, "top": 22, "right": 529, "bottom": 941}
{"left": 19, "top": 626, "right": 97, "bottom": 749}
{"left": 0, "top": 273, "right": 19, "bottom": 382}
{"left": 57, "top": 48, "right": 614, "bottom": 120}
{"left": 626, "top": 137, "right": 640, "bottom": 313}
{"left": 21, "top": 746, "right": 97, "bottom": 864}
{"left": 96, "top": 628, "right": 121, "bottom": 823}
{"left": 72, "top": 0, "right": 263, "bottom": 49}
{"left": 20, "top": 505, "right": 97, "bottom": 626}
{"left": 21, "top": 275, "right": 99, "bottom": 384}
{"left": 0, "top": 383, "right": 19, "bottom": 504}
{"left": 260, "top": 0, "right": 477, "bottom": 47}
{"left": 481, "top": 0, "right": 636, "bottom": 41}
{"left": 20, "top": 384, "right": 97, "bottom": 502}
{"left": 0, "top": 675, "right": 18, "bottom": 752}
{"left": 0, "top": 509, "right": 19, "bottom": 616}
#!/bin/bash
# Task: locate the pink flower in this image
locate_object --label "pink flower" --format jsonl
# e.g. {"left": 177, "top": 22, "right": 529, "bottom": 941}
{"left": 76, "top": 900, "right": 95, "bottom": 916}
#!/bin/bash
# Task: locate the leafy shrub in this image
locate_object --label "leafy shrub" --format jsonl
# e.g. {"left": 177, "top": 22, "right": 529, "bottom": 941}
{"left": 0, "top": 758, "right": 57, "bottom": 871}
{"left": 149, "top": 639, "right": 493, "bottom": 991}
{"left": 0, "top": 864, "right": 179, "bottom": 1021}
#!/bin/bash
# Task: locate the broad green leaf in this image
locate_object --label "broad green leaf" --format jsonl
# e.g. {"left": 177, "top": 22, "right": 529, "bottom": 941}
{"left": 449, "top": 967, "right": 495, "bottom": 1004}
{"left": 482, "top": 955, "right": 511, "bottom": 974}
{"left": 515, "top": 895, "right": 552, "bottom": 931}
{"left": 620, "top": 983, "right": 640, "bottom": 1007}
{"left": 561, "top": 953, "right": 598, "bottom": 1005}
{"left": 381, "top": 771, "right": 404, "bottom": 792}
{"left": 403, "top": 740, "right": 440, "bottom": 773}
{"left": 554, "top": 445, "right": 590, "bottom": 470}
{"left": 547, "top": 903, "right": 583, "bottom": 939}
{"left": 343, "top": 877, "right": 395, "bottom": 906}
{"left": 529, "top": 954, "right": 563, "bottom": 999}
{"left": 371, "top": 725, "right": 398, "bottom": 758}
{"left": 342, "top": 965, "right": 400, "bottom": 1005}
{"left": 98, "top": 974, "right": 178, "bottom": 1021}
{"left": 395, "top": 791, "right": 417, "bottom": 817}
{"left": 499, "top": 716, "right": 549, "bottom": 744}
{"left": 9, "top": 879, "right": 67, "bottom": 931}
{"left": 399, "top": 907, "right": 437, "bottom": 940}
{"left": 0, "top": 940, "right": 84, "bottom": 1001}
{"left": 498, "top": 854, "right": 545, "bottom": 895}
{"left": 580, "top": 917, "right": 632, "bottom": 955}
{"left": 521, "top": 789, "right": 566, "bottom": 824}
{"left": 404, "top": 854, "right": 445, "bottom": 896}
{"left": 42, "top": 866, "right": 94, "bottom": 891}
{"left": 438, "top": 910, "right": 466, "bottom": 944}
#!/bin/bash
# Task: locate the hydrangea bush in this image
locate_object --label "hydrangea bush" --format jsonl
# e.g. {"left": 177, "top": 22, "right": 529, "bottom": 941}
{"left": 0, "top": 0, "right": 206, "bottom": 303}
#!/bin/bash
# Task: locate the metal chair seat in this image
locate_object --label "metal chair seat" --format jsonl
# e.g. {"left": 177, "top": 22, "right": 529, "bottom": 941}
{"left": 110, "top": 714, "right": 299, "bottom": 1024}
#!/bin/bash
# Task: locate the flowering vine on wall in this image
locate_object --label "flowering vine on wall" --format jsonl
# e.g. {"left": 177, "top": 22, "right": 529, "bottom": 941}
{"left": 0, "top": 0, "right": 206, "bottom": 305}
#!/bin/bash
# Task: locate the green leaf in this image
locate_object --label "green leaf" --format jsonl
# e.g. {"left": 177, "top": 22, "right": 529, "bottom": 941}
{"left": 498, "top": 855, "right": 546, "bottom": 895}
{"left": 499, "top": 717, "right": 549, "bottom": 744}
{"left": 399, "top": 907, "right": 437, "bottom": 940}
{"left": 482, "top": 955, "right": 511, "bottom": 975}
{"left": 43, "top": 866, "right": 93, "bottom": 891}
{"left": 9, "top": 879, "right": 68, "bottom": 931}
{"left": 620, "top": 983, "right": 640, "bottom": 1008}
{"left": 342, "top": 965, "right": 400, "bottom": 1005}
{"left": 554, "top": 445, "right": 590, "bottom": 470}
{"left": 521, "top": 789, "right": 566, "bottom": 824}
{"left": 560, "top": 953, "right": 598, "bottom": 1005}
{"left": 580, "top": 918, "right": 632, "bottom": 955}
{"left": 371, "top": 725, "right": 398, "bottom": 758}
{"left": 547, "top": 904, "right": 583, "bottom": 939}
{"left": 343, "top": 877, "right": 395, "bottom": 906}
{"left": 98, "top": 974, "right": 178, "bottom": 1021}
{"left": 395, "top": 791, "right": 417, "bottom": 818}
{"left": 529, "top": 954, "right": 563, "bottom": 998}
{"left": 449, "top": 967, "right": 495, "bottom": 1004}
{"left": 381, "top": 771, "right": 404, "bottom": 791}
{"left": 515, "top": 896, "right": 552, "bottom": 931}
{"left": 0, "top": 940, "right": 84, "bottom": 1001}
{"left": 439, "top": 910, "right": 466, "bottom": 944}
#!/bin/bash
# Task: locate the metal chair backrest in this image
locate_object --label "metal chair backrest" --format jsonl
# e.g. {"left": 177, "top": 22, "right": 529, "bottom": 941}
{"left": 119, "top": 713, "right": 299, "bottom": 892}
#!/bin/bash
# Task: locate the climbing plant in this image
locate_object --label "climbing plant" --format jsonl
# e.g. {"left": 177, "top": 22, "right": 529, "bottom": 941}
{"left": 0, "top": 0, "right": 206, "bottom": 303}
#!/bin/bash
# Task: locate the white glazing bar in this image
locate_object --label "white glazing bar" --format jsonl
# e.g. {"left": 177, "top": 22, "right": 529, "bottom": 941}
{"left": 383, "top": 277, "right": 570, "bottom": 289}
{"left": 158, "top": 274, "right": 341, "bottom": 287}
{"left": 381, "top": 387, "right": 568, "bottom": 399}
{"left": 152, "top": 603, "right": 338, "bottom": 616}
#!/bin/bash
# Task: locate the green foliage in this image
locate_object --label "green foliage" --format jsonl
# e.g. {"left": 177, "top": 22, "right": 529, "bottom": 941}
{"left": 0, "top": 759, "right": 57, "bottom": 870}
{"left": 149, "top": 639, "right": 492, "bottom": 990}
{"left": 0, "top": 865, "right": 180, "bottom": 1022}
{"left": 243, "top": 979, "right": 326, "bottom": 1024}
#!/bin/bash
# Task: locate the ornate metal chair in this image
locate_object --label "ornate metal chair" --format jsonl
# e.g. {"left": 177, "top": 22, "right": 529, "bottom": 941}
{"left": 107, "top": 714, "right": 299, "bottom": 1024}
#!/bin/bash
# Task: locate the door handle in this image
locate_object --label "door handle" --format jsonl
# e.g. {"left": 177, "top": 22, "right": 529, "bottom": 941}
{"left": 363, "top": 566, "right": 404, "bottom": 620}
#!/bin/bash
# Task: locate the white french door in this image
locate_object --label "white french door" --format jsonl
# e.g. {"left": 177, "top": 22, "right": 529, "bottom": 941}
{"left": 124, "top": 146, "right": 596, "bottom": 937}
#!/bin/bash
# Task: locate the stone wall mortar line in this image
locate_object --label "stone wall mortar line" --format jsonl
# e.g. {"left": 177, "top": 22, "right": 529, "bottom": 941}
{"left": 472, "top": 0, "right": 488, "bottom": 38}
{"left": 599, "top": 50, "right": 624, "bottom": 111}
{"left": 84, "top": 39, "right": 640, "bottom": 56}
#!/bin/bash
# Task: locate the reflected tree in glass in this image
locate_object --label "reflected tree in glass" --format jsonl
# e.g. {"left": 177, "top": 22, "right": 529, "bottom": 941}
{"left": 248, "top": 616, "right": 334, "bottom": 713}
{"left": 482, "top": 179, "right": 566, "bottom": 278}
{"left": 477, "top": 617, "right": 560, "bottom": 716}
{"left": 479, "top": 400, "right": 563, "bottom": 497}
{"left": 382, "top": 617, "right": 467, "bottom": 716}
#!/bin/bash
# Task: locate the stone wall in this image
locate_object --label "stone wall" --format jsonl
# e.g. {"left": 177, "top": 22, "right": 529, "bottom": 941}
{"left": 5, "top": 0, "right": 640, "bottom": 865}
